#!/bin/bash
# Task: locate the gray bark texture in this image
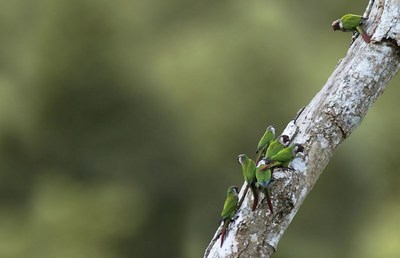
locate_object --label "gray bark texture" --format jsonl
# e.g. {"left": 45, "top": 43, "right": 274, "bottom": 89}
{"left": 204, "top": 0, "right": 400, "bottom": 257}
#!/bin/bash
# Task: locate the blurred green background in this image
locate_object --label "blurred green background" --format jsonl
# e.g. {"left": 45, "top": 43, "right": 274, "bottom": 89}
{"left": 1, "top": 0, "right": 399, "bottom": 257}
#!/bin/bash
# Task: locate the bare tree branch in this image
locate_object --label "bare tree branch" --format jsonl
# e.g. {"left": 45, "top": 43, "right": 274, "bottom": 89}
{"left": 204, "top": 0, "right": 400, "bottom": 257}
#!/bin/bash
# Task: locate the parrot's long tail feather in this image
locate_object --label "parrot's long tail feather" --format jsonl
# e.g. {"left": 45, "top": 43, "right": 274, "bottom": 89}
{"left": 356, "top": 26, "right": 371, "bottom": 43}
{"left": 220, "top": 220, "right": 229, "bottom": 247}
{"left": 259, "top": 163, "right": 272, "bottom": 171}
{"left": 250, "top": 184, "right": 259, "bottom": 211}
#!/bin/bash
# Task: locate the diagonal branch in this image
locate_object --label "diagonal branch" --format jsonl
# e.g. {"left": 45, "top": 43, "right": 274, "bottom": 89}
{"left": 204, "top": 0, "right": 400, "bottom": 257}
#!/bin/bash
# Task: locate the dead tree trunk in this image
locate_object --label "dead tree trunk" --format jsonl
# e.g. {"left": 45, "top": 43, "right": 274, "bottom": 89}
{"left": 204, "top": 0, "right": 400, "bottom": 257}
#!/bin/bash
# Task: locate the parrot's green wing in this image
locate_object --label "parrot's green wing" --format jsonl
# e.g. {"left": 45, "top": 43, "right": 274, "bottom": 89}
{"left": 266, "top": 139, "right": 285, "bottom": 158}
{"left": 256, "top": 132, "right": 274, "bottom": 153}
{"left": 240, "top": 155, "right": 256, "bottom": 183}
{"left": 241, "top": 163, "right": 247, "bottom": 181}
{"left": 220, "top": 193, "right": 238, "bottom": 220}
{"left": 268, "top": 147, "right": 293, "bottom": 162}
{"left": 342, "top": 14, "right": 363, "bottom": 30}
{"left": 256, "top": 168, "right": 271, "bottom": 184}
{"left": 246, "top": 160, "right": 256, "bottom": 182}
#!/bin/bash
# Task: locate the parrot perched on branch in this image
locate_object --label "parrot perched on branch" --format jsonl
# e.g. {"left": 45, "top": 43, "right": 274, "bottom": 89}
{"left": 265, "top": 135, "right": 290, "bottom": 160}
{"left": 218, "top": 186, "right": 239, "bottom": 247}
{"left": 255, "top": 126, "right": 276, "bottom": 163}
{"left": 237, "top": 154, "right": 258, "bottom": 211}
{"left": 261, "top": 143, "right": 304, "bottom": 170}
{"left": 331, "top": 14, "right": 371, "bottom": 43}
{"left": 255, "top": 167, "right": 273, "bottom": 213}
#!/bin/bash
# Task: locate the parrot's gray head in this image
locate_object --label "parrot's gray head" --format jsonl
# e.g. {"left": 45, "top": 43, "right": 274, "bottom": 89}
{"left": 266, "top": 125, "right": 276, "bottom": 135}
{"left": 228, "top": 186, "right": 240, "bottom": 196}
{"left": 293, "top": 143, "right": 304, "bottom": 154}
{"left": 331, "top": 19, "right": 342, "bottom": 31}
{"left": 238, "top": 154, "right": 247, "bottom": 165}
{"left": 279, "top": 135, "right": 290, "bottom": 146}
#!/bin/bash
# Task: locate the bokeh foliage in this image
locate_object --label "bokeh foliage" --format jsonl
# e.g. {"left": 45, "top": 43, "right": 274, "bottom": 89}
{"left": 0, "top": 0, "right": 399, "bottom": 257}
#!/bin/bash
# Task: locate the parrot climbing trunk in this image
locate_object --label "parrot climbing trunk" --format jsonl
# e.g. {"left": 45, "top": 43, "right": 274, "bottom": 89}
{"left": 356, "top": 26, "right": 371, "bottom": 43}
{"left": 216, "top": 185, "right": 239, "bottom": 247}
{"left": 250, "top": 183, "right": 259, "bottom": 211}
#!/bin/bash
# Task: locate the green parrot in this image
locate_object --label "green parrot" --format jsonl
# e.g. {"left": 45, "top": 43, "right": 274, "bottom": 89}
{"left": 262, "top": 143, "right": 304, "bottom": 170}
{"left": 255, "top": 167, "right": 273, "bottom": 213}
{"left": 237, "top": 154, "right": 258, "bottom": 211}
{"left": 255, "top": 125, "right": 276, "bottom": 163}
{"left": 332, "top": 14, "right": 371, "bottom": 43}
{"left": 218, "top": 185, "right": 239, "bottom": 247}
{"left": 265, "top": 135, "right": 290, "bottom": 159}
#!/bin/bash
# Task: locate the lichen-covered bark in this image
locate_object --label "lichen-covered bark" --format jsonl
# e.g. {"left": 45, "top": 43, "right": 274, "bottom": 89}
{"left": 204, "top": 0, "right": 400, "bottom": 257}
